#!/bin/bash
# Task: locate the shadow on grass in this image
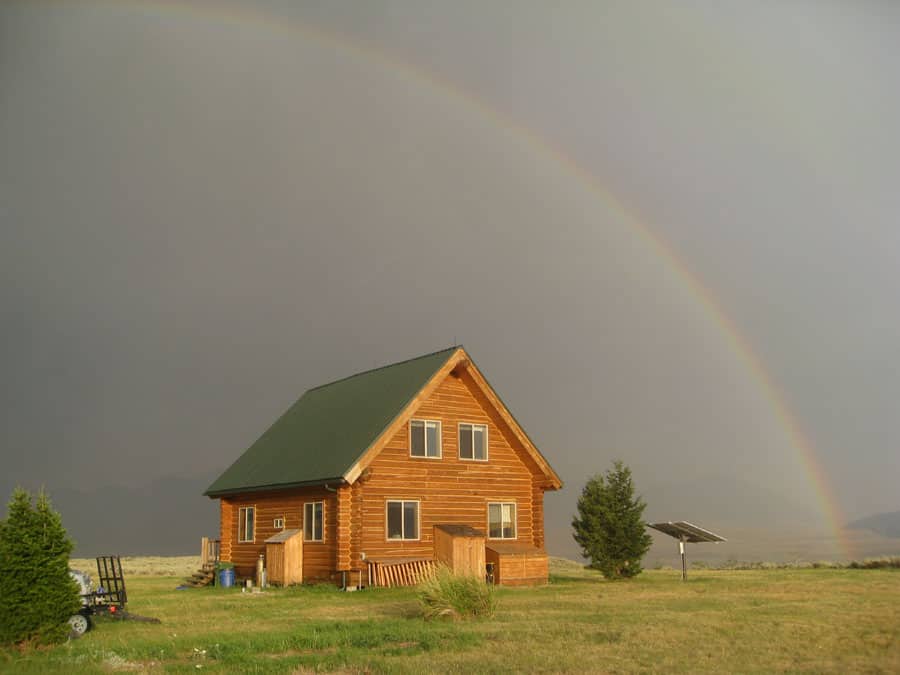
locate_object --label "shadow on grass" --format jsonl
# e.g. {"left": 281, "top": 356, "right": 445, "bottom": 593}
{"left": 549, "top": 574, "right": 604, "bottom": 585}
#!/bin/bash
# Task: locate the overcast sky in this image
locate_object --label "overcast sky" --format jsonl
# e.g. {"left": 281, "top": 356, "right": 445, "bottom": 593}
{"left": 2, "top": 1, "right": 898, "bottom": 553}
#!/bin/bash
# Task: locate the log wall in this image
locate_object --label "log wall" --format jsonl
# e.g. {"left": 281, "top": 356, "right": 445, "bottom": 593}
{"left": 220, "top": 486, "right": 336, "bottom": 581}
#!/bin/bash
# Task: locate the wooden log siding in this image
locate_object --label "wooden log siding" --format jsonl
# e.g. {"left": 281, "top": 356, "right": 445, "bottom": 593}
{"left": 353, "top": 372, "right": 541, "bottom": 563}
{"left": 219, "top": 500, "right": 233, "bottom": 562}
{"left": 336, "top": 485, "right": 352, "bottom": 571}
{"left": 222, "top": 487, "right": 337, "bottom": 581}
{"left": 531, "top": 478, "right": 546, "bottom": 549}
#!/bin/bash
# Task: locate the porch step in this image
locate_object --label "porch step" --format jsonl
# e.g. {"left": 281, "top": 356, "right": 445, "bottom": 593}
{"left": 184, "top": 569, "right": 215, "bottom": 588}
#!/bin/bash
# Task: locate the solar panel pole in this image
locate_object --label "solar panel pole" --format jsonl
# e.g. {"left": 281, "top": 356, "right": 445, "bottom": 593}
{"left": 680, "top": 537, "right": 687, "bottom": 581}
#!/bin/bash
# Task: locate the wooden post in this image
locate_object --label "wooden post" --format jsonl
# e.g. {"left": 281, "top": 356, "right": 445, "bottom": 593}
{"left": 680, "top": 538, "right": 687, "bottom": 581}
{"left": 200, "top": 537, "right": 210, "bottom": 567}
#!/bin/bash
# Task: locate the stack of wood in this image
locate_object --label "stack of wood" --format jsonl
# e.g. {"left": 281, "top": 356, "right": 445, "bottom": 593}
{"left": 366, "top": 557, "right": 435, "bottom": 588}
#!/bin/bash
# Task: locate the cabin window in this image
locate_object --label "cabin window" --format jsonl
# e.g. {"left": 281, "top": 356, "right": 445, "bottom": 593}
{"left": 459, "top": 423, "right": 488, "bottom": 461}
{"left": 273, "top": 517, "right": 285, "bottom": 529}
{"left": 386, "top": 500, "right": 419, "bottom": 540}
{"left": 488, "top": 502, "right": 516, "bottom": 539}
{"left": 410, "top": 419, "right": 441, "bottom": 458}
{"left": 304, "top": 502, "right": 324, "bottom": 542}
{"left": 238, "top": 506, "right": 255, "bottom": 543}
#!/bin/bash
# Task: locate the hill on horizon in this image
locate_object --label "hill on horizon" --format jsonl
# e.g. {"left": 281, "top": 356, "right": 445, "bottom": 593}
{"left": 847, "top": 510, "right": 900, "bottom": 539}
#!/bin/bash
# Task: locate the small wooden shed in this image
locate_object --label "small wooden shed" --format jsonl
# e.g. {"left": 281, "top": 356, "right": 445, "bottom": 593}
{"left": 433, "top": 524, "right": 486, "bottom": 578}
{"left": 486, "top": 543, "right": 548, "bottom": 586}
{"left": 265, "top": 529, "right": 302, "bottom": 586}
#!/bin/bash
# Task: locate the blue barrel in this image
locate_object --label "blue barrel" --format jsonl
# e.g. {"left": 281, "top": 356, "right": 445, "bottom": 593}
{"left": 218, "top": 567, "right": 235, "bottom": 588}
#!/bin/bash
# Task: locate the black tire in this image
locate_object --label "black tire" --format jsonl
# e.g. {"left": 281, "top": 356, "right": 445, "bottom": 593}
{"left": 68, "top": 611, "right": 91, "bottom": 638}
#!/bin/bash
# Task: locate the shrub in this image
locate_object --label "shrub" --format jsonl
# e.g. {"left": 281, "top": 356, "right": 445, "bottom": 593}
{"left": 848, "top": 557, "right": 900, "bottom": 569}
{"left": 417, "top": 566, "right": 495, "bottom": 621}
{"left": 572, "top": 461, "right": 652, "bottom": 579}
{"left": 0, "top": 488, "right": 82, "bottom": 646}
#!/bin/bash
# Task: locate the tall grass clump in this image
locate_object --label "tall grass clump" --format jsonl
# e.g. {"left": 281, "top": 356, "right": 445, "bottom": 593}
{"left": 417, "top": 566, "right": 495, "bottom": 621}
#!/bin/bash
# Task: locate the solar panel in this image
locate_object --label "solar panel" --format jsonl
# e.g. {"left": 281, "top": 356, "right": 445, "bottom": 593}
{"left": 647, "top": 521, "right": 727, "bottom": 543}
{"left": 647, "top": 521, "right": 726, "bottom": 580}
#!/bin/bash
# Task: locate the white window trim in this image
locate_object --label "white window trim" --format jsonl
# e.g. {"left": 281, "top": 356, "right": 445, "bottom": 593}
{"left": 487, "top": 501, "right": 517, "bottom": 540}
{"left": 303, "top": 501, "right": 324, "bottom": 542}
{"left": 458, "top": 422, "right": 489, "bottom": 462}
{"left": 238, "top": 505, "right": 256, "bottom": 543}
{"left": 273, "top": 517, "right": 285, "bottom": 529}
{"left": 385, "top": 499, "right": 421, "bottom": 541}
{"left": 409, "top": 419, "right": 442, "bottom": 459}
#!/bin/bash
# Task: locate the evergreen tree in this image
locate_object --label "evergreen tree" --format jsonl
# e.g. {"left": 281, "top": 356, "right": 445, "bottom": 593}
{"left": 572, "top": 461, "right": 652, "bottom": 579}
{"left": 0, "top": 488, "right": 82, "bottom": 645}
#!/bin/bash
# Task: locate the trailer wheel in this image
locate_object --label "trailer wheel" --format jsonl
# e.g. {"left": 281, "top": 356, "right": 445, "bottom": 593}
{"left": 68, "top": 612, "right": 91, "bottom": 638}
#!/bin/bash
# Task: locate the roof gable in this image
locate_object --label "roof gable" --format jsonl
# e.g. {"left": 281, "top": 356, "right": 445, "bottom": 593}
{"left": 343, "top": 350, "right": 562, "bottom": 489}
{"left": 205, "top": 347, "right": 457, "bottom": 496}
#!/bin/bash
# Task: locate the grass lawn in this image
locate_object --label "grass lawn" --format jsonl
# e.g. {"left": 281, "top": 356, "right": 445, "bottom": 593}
{"left": 2, "top": 559, "right": 898, "bottom": 673}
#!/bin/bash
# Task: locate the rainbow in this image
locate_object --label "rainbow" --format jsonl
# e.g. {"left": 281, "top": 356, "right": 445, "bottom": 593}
{"left": 58, "top": 0, "right": 853, "bottom": 558}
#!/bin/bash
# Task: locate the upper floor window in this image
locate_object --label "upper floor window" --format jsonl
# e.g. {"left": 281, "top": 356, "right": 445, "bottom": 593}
{"left": 304, "top": 501, "right": 324, "bottom": 542}
{"left": 459, "top": 423, "right": 488, "bottom": 461}
{"left": 488, "top": 502, "right": 516, "bottom": 539}
{"left": 386, "top": 500, "right": 420, "bottom": 540}
{"left": 410, "top": 419, "right": 441, "bottom": 458}
{"left": 238, "top": 506, "right": 255, "bottom": 543}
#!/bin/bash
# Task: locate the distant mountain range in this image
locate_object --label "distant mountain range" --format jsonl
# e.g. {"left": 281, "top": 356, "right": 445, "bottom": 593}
{"left": 847, "top": 511, "right": 900, "bottom": 539}
{"left": 3, "top": 472, "right": 897, "bottom": 561}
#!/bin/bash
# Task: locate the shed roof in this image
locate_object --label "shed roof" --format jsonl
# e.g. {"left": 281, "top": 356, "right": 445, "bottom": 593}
{"left": 264, "top": 529, "right": 302, "bottom": 543}
{"left": 435, "top": 524, "right": 486, "bottom": 538}
{"left": 205, "top": 348, "right": 458, "bottom": 496}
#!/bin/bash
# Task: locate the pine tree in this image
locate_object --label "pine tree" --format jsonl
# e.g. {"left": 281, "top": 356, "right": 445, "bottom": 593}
{"left": 572, "top": 461, "right": 652, "bottom": 579}
{"left": 0, "top": 488, "right": 82, "bottom": 645}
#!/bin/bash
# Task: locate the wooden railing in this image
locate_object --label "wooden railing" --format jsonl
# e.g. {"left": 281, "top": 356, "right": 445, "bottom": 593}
{"left": 366, "top": 557, "right": 435, "bottom": 588}
{"left": 200, "top": 537, "right": 221, "bottom": 569}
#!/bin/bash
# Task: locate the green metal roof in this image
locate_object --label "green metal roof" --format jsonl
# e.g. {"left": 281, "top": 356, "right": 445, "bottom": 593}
{"left": 204, "top": 347, "right": 458, "bottom": 497}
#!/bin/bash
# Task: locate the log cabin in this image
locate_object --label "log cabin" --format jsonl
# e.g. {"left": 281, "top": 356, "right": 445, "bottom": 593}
{"left": 204, "top": 347, "right": 562, "bottom": 587}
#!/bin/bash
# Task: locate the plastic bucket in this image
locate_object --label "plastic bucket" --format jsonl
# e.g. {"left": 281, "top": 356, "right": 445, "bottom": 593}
{"left": 218, "top": 567, "right": 235, "bottom": 588}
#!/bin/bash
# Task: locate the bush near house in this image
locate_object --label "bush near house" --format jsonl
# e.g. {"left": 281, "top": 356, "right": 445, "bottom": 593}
{"left": 572, "top": 460, "right": 653, "bottom": 579}
{"left": 0, "top": 488, "right": 82, "bottom": 646}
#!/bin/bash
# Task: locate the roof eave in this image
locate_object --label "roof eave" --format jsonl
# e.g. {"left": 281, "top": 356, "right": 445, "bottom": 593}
{"left": 204, "top": 477, "right": 348, "bottom": 498}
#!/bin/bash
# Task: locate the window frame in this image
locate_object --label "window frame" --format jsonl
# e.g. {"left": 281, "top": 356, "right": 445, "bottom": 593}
{"left": 385, "top": 499, "right": 421, "bottom": 541}
{"left": 487, "top": 502, "right": 517, "bottom": 540}
{"left": 303, "top": 501, "right": 324, "bottom": 542}
{"left": 238, "top": 505, "right": 256, "bottom": 543}
{"left": 409, "top": 419, "right": 442, "bottom": 459}
{"left": 273, "top": 516, "right": 285, "bottom": 529}
{"left": 458, "top": 422, "right": 489, "bottom": 462}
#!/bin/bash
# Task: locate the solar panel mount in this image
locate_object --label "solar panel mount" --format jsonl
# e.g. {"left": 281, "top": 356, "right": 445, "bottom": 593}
{"left": 647, "top": 521, "right": 726, "bottom": 580}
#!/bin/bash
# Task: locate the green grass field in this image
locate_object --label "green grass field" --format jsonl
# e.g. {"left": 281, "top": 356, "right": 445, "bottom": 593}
{"left": 3, "top": 558, "right": 899, "bottom": 673}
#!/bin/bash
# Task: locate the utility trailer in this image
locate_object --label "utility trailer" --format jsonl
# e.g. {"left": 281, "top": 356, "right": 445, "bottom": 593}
{"left": 68, "top": 555, "right": 159, "bottom": 637}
